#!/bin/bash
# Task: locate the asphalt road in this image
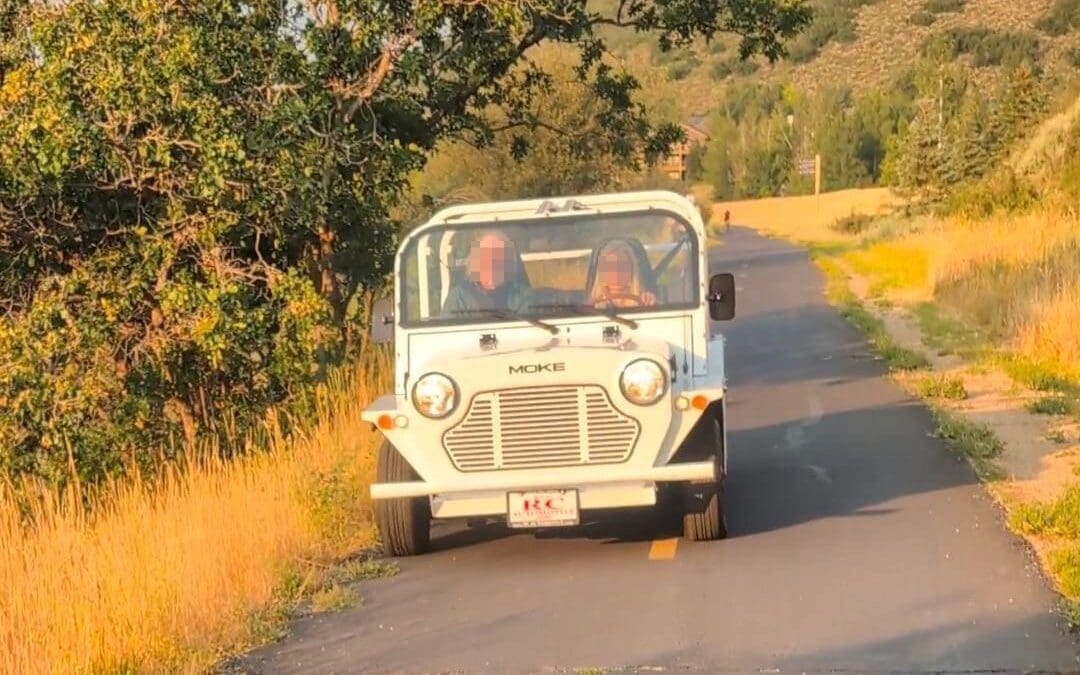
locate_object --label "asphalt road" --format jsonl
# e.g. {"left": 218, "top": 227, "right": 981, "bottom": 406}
{"left": 236, "top": 228, "right": 1078, "bottom": 674}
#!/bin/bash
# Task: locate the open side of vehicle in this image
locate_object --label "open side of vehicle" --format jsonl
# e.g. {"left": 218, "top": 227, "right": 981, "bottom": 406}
{"left": 364, "top": 190, "right": 736, "bottom": 555}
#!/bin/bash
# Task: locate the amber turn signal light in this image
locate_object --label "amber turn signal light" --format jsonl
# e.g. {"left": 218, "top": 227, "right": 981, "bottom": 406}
{"left": 377, "top": 414, "right": 395, "bottom": 431}
{"left": 692, "top": 395, "right": 709, "bottom": 410}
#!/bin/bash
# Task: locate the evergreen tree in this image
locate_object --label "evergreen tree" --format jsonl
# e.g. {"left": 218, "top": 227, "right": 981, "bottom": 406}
{"left": 945, "top": 92, "right": 994, "bottom": 185}
{"left": 996, "top": 65, "right": 1046, "bottom": 147}
{"left": 888, "top": 99, "right": 949, "bottom": 197}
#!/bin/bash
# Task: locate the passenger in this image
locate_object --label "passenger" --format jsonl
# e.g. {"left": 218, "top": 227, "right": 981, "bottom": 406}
{"left": 443, "top": 231, "right": 532, "bottom": 316}
{"left": 589, "top": 240, "right": 657, "bottom": 309}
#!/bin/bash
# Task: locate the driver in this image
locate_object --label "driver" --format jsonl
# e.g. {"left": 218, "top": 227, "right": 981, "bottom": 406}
{"left": 443, "top": 230, "right": 532, "bottom": 315}
{"left": 589, "top": 240, "right": 657, "bottom": 309}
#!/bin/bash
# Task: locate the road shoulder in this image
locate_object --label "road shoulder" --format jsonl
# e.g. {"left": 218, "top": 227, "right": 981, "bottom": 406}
{"left": 804, "top": 240, "right": 1080, "bottom": 629}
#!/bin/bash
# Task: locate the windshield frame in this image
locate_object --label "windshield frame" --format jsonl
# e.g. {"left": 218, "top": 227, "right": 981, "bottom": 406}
{"left": 396, "top": 207, "right": 703, "bottom": 330}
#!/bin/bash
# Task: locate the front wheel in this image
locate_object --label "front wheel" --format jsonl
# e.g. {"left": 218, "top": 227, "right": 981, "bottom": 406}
{"left": 374, "top": 440, "right": 431, "bottom": 556}
{"left": 682, "top": 477, "right": 727, "bottom": 541}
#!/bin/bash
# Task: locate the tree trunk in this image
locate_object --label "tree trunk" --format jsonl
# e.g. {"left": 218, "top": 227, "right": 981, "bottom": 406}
{"left": 317, "top": 224, "right": 344, "bottom": 317}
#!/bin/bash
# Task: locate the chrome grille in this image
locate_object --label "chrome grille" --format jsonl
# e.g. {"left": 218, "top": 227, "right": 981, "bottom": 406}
{"left": 443, "top": 385, "right": 639, "bottom": 471}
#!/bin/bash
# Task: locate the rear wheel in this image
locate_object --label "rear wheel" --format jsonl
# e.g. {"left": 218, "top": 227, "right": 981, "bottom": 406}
{"left": 375, "top": 440, "right": 431, "bottom": 556}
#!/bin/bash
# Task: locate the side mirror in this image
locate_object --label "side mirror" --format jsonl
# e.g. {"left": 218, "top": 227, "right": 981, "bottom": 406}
{"left": 369, "top": 296, "right": 394, "bottom": 344}
{"left": 708, "top": 273, "right": 736, "bottom": 321}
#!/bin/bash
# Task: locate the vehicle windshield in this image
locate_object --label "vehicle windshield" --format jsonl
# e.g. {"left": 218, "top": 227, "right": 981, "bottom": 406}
{"left": 399, "top": 210, "right": 699, "bottom": 326}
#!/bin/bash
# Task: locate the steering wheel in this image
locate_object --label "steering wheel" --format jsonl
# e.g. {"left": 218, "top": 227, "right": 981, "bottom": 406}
{"left": 595, "top": 291, "right": 653, "bottom": 308}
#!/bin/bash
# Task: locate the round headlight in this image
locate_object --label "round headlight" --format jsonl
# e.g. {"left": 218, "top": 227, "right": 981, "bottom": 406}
{"left": 620, "top": 359, "right": 666, "bottom": 406}
{"left": 412, "top": 373, "right": 458, "bottom": 418}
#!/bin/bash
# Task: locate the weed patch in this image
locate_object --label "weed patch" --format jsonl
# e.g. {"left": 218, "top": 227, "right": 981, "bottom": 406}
{"left": 1010, "top": 486, "right": 1080, "bottom": 539}
{"left": 1061, "top": 599, "right": 1080, "bottom": 631}
{"left": 912, "top": 302, "right": 986, "bottom": 359}
{"left": 1013, "top": 487, "right": 1080, "bottom": 612}
{"left": 1051, "top": 543, "right": 1080, "bottom": 604}
{"left": 842, "top": 302, "right": 930, "bottom": 371}
{"left": 1027, "top": 395, "right": 1071, "bottom": 416}
{"left": 917, "top": 373, "right": 968, "bottom": 399}
{"left": 311, "top": 584, "right": 360, "bottom": 613}
{"left": 996, "top": 354, "right": 1076, "bottom": 393}
{"left": 930, "top": 407, "right": 1004, "bottom": 480}
{"left": 814, "top": 254, "right": 929, "bottom": 371}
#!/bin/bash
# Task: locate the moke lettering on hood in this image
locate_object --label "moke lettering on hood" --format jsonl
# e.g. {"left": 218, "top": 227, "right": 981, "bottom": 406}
{"left": 509, "top": 362, "right": 566, "bottom": 375}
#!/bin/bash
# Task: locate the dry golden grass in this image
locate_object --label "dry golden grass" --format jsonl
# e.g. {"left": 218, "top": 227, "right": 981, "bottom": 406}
{"left": 932, "top": 211, "right": 1080, "bottom": 379}
{"left": 0, "top": 348, "right": 391, "bottom": 674}
{"left": 735, "top": 189, "right": 1080, "bottom": 382}
{"left": 712, "top": 187, "right": 902, "bottom": 242}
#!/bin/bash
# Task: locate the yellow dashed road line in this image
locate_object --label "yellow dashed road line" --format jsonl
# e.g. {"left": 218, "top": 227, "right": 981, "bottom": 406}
{"left": 648, "top": 537, "right": 679, "bottom": 560}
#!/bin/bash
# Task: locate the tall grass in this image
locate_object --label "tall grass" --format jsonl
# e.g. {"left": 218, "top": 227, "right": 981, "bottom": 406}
{"left": 931, "top": 211, "right": 1080, "bottom": 382}
{"left": 810, "top": 205, "right": 1080, "bottom": 385}
{"left": 0, "top": 346, "right": 391, "bottom": 674}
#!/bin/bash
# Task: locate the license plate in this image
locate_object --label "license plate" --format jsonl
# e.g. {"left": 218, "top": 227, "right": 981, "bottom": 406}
{"left": 506, "top": 489, "right": 580, "bottom": 528}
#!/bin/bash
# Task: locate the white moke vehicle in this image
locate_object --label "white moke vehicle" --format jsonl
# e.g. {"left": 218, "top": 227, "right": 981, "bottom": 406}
{"left": 364, "top": 190, "right": 736, "bottom": 555}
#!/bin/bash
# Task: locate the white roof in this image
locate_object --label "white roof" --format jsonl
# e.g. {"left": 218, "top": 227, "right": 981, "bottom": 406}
{"left": 406, "top": 190, "right": 704, "bottom": 245}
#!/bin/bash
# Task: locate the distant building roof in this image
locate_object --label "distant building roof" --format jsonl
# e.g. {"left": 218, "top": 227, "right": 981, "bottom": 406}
{"left": 685, "top": 114, "right": 709, "bottom": 136}
{"left": 681, "top": 120, "right": 709, "bottom": 143}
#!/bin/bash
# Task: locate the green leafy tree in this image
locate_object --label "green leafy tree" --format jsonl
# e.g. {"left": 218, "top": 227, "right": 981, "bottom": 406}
{"left": 0, "top": 0, "right": 809, "bottom": 485}
{"left": 401, "top": 47, "right": 685, "bottom": 212}
{"left": 702, "top": 115, "right": 738, "bottom": 198}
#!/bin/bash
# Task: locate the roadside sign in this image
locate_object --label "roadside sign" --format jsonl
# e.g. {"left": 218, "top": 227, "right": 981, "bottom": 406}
{"left": 797, "top": 159, "right": 816, "bottom": 175}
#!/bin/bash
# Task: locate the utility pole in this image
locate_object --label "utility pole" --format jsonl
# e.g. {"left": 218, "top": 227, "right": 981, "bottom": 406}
{"left": 814, "top": 153, "right": 822, "bottom": 197}
{"left": 814, "top": 153, "right": 822, "bottom": 218}
{"left": 937, "top": 68, "right": 944, "bottom": 150}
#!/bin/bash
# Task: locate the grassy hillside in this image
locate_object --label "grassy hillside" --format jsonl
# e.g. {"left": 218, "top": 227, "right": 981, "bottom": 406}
{"left": 785, "top": 0, "right": 1075, "bottom": 92}
{"left": 602, "top": 0, "right": 1079, "bottom": 111}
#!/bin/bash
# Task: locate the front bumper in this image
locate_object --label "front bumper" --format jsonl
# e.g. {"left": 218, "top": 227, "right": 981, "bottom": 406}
{"left": 377, "top": 462, "right": 715, "bottom": 519}
{"left": 370, "top": 460, "right": 715, "bottom": 500}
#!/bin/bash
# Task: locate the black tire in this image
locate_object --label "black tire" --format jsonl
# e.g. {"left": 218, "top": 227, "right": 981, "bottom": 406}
{"left": 375, "top": 440, "right": 431, "bottom": 556}
{"left": 682, "top": 412, "right": 728, "bottom": 541}
{"left": 682, "top": 476, "right": 727, "bottom": 541}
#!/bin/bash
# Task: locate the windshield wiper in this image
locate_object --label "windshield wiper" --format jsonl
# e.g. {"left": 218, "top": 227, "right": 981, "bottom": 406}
{"left": 528, "top": 303, "right": 638, "bottom": 330}
{"left": 449, "top": 308, "right": 559, "bottom": 334}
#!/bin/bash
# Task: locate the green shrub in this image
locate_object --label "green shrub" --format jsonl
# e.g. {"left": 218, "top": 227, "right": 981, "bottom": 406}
{"left": 1026, "top": 395, "right": 1070, "bottom": 415}
{"left": 666, "top": 58, "right": 698, "bottom": 80}
{"left": 831, "top": 213, "right": 875, "bottom": 234}
{"left": 910, "top": 10, "right": 936, "bottom": 25}
{"left": 943, "top": 170, "right": 1041, "bottom": 217}
{"left": 923, "top": 28, "right": 1041, "bottom": 69}
{"left": 787, "top": 5, "right": 859, "bottom": 63}
{"left": 733, "top": 58, "right": 761, "bottom": 76}
{"left": 1067, "top": 46, "right": 1080, "bottom": 69}
{"left": 1060, "top": 117, "right": 1080, "bottom": 202}
{"left": 923, "top": 0, "right": 964, "bottom": 12}
{"left": 710, "top": 59, "right": 734, "bottom": 80}
{"left": 708, "top": 39, "right": 728, "bottom": 55}
{"left": 1034, "top": 0, "right": 1080, "bottom": 36}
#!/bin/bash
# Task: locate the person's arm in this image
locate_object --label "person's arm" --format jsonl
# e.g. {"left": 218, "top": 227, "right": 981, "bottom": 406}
{"left": 442, "top": 285, "right": 468, "bottom": 316}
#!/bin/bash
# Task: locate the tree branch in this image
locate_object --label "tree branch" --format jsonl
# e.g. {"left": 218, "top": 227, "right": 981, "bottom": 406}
{"left": 339, "top": 24, "right": 418, "bottom": 120}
